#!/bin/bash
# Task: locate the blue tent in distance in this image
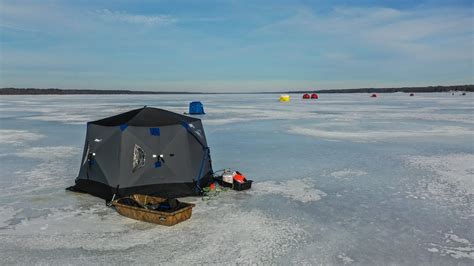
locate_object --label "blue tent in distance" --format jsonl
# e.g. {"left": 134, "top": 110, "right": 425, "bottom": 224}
{"left": 189, "top": 101, "right": 205, "bottom": 115}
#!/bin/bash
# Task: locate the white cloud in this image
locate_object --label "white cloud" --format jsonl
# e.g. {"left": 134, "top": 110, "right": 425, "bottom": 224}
{"left": 1, "top": 2, "right": 472, "bottom": 91}
{"left": 256, "top": 6, "right": 473, "bottom": 60}
{"left": 94, "top": 9, "right": 176, "bottom": 26}
{"left": 332, "top": 6, "right": 403, "bottom": 21}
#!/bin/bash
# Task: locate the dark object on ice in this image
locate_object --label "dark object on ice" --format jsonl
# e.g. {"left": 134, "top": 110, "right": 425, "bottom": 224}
{"left": 462, "top": 92, "right": 466, "bottom": 95}
{"left": 145, "top": 198, "right": 182, "bottom": 212}
{"left": 112, "top": 194, "right": 195, "bottom": 225}
{"left": 371, "top": 93, "right": 377, "bottom": 98}
{"left": 409, "top": 93, "right": 415, "bottom": 96}
{"left": 189, "top": 101, "right": 205, "bottom": 115}
{"left": 214, "top": 175, "right": 253, "bottom": 191}
{"left": 67, "top": 107, "right": 213, "bottom": 200}
{"left": 302, "top": 93, "right": 310, "bottom": 99}
{"left": 311, "top": 93, "right": 319, "bottom": 99}
{"left": 231, "top": 180, "right": 253, "bottom": 191}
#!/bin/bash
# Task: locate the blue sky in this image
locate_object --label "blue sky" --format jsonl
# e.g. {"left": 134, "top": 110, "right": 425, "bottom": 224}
{"left": 1, "top": 0, "right": 473, "bottom": 92}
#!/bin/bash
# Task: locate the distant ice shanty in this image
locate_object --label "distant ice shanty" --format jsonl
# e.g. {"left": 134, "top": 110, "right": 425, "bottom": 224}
{"left": 279, "top": 94, "right": 291, "bottom": 102}
{"left": 189, "top": 101, "right": 205, "bottom": 115}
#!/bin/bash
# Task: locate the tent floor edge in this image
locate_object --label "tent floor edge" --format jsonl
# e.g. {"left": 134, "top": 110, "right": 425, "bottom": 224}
{"left": 67, "top": 179, "right": 207, "bottom": 200}
{"left": 66, "top": 179, "right": 116, "bottom": 200}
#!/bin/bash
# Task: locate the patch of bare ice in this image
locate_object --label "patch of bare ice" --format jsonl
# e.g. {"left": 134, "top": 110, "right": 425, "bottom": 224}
{"left": 426, "top": 232, "right": 474, "bottom": 260}
{"left": 0, "top": 130, "right": 44, "bottom": 145}
{"left": 337, "top": 253, "right": 355, "bottom": 264}
{"left": 331, "top": 169, "right": 367, "bottom": 179}
{"left": 253, "top": 179, "right": 327, "bottom": 203}
{"left": 406, "top": 153, "right": 474, "bottom": 195}
{"left": 202, "top": 106, "right": 316, "bottom": 125}
{"left": 19, "top": 106, "right": 139, "bottom": 125}
{"left": 5, "top": 146, "right": 81, "bottom": 195}
{"left": 15, "top": 146, "right": 80, "bottom": 160}
{"left": 1, "top": 201, "right": 308, "bottom": 264}
{"left": 0, "top": 206, "right": 22, "bottom": 228}
{"left": 288, "top": 126, "right": 473, "bottom": 142}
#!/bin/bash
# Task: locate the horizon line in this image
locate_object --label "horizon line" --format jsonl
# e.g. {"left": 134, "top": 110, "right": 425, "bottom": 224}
{"left": 1, "top": 84, "right": 473, "bottom": 95}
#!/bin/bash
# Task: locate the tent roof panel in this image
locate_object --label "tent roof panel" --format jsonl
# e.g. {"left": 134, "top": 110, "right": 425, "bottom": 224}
{"left": 89, "top": 107, "right": 199, "bottom": 127}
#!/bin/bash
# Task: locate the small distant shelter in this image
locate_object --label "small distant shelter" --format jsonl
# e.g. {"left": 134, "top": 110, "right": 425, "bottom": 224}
{"left": 409, "top": 93, "right": 415, "bottom": 96}
{"left": 311, "top": 93, "right": 319, "bottom": 99}
{"left": 371, "top": 94, "right": 377, "bottom": 98}
{"left": 189, "top": 101, "right": 205, "bottom": 115}
{"left": 303, "top": 93, "right": 310, "bottom": 99}
{"left": 279, "top": 95, "right": 291, "bottom": 102}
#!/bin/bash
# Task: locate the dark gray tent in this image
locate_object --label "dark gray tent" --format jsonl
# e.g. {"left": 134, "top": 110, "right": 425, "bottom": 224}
{"left": 68, "top": 107, "right": 213, "bottom": 200}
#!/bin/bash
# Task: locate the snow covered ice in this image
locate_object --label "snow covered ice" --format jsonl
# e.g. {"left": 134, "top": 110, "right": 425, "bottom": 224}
{"left": 0, "top": 93, "right": 473, "bottom": 264}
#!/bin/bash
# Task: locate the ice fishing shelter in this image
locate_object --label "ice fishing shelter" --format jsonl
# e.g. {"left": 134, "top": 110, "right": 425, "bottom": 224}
{"left": 189, "top": 101, "right": 205, "bottom": 115}
{"left": 68, "top": 107, "right": 213, "bottom": 200}
{"left": 279, "top": 94, "right": 291, "bottom": 102}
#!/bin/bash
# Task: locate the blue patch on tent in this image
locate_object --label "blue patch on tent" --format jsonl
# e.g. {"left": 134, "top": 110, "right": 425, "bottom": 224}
{"left": 119, "top": 124, "right": 128, "bottom": 131}
{"left": 149, "top": 128, "right": 160, "bottom": 136}
{"left": 89, "top": 159, "right": 96, "bottom": 166}
{"left": 181, "top": 122, "right": 189, "bottom": 129}
{"left": 154, "top": 161, "right": 162, "bottom": 168}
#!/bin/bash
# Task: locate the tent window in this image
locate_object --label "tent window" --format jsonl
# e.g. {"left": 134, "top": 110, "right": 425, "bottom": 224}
{"left": 132, "top": 144, "right": 146, "bottom": 172}
{"left": 82, "top": 144, "right": 90, "bottom": 166}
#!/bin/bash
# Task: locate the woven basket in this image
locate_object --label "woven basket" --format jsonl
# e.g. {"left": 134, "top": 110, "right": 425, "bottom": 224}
{"left": 112, "top": 194, "right": 195, "bottom": 226}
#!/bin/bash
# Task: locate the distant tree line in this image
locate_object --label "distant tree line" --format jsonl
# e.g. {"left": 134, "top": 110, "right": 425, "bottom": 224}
{"left": 0, "top": 88, "right": 200, "bottom": 95}
{"left": 291, "top": 85, "right": 473, "bottom": 94}
{"left": 0, "top": 84, "right": 472, "bottom": 95}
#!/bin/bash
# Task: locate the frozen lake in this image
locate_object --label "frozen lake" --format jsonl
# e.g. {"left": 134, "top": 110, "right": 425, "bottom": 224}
{"left": 0, "top": 93, "right": 473, "bottom": 265}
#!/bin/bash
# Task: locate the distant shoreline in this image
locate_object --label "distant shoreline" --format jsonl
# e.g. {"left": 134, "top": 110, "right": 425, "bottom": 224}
{"left": 1, "top": 85, "right": 472, "bottom": 95}
{"left": 291, "top": 85, "right": 473, "bottom": 94}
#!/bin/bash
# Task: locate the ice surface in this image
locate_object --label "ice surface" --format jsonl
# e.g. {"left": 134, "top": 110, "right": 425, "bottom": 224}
{"left": 0, "top": 93, "right": 473, "bottom": 264}
{"left": 427, "top": 232, "right": 474, "bottom": 260}
{"left": 331, "top": 169, "right": 367, "bottom": 179}
{"left": 4, "top": 146, "right": 81, "bottom": 196}
{"left": 0, "top": 129, "right": 44, "bottom": 145}
{"left": 337, "top": 253, "right": 355, "bottom": 264}
{"left": 403, "top": 153, "right": 474, "bottom": 219}
{"left": 405, "top": 153, "right": 474, "bottom": 194}
{"left": 288, "top": 126, "right": 473, "bottom": 142}
{"left": 253, "top": 179, "right": 327, "bottom": 203}
{"left": 0, "top": 206, "right": 22, "bottom": 228}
